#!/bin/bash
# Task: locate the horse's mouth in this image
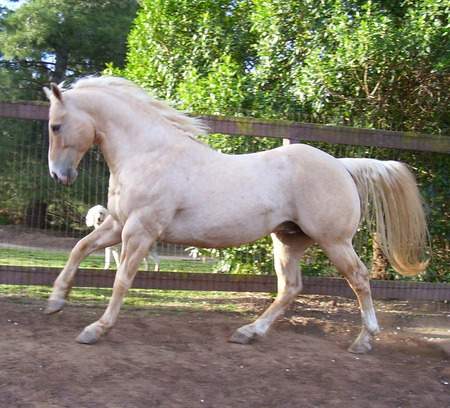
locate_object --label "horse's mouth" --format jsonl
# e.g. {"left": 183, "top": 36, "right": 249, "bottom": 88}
{"left": 50, "top": 167, "right": 78, "bottom": 186}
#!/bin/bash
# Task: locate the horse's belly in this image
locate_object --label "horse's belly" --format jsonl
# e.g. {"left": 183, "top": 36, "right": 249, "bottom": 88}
{"left": 161, "top": 212, "right": 281, "bottom": 248}
{"left": 160, "top": 167, "right": 294, "bottom": 247}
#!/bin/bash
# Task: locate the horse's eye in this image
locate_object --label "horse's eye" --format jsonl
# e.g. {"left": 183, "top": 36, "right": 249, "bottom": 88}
{"left": 51, "top": 124, "right": 61, "bottom": 132}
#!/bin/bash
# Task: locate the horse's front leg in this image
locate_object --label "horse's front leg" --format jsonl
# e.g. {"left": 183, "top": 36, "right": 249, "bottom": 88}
{"left": 144, "top": 244, "right": 160, "bottom": 271}
{"left": 76, "top": 221, "right": 154, "bottom": 344}
{"left": 150, "top": 244, "right": 160, "bottom": 271}
{"left": 45, "top": 216, "right": 122, "bottom": 314}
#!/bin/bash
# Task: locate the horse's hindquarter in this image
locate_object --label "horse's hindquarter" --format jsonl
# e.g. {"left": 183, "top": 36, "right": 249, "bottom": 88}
{"left": 160, "top": 144, "right": 361, "bottom": 248}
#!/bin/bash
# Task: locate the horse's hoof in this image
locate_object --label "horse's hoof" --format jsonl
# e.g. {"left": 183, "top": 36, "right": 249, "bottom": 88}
{"left": 228, "top": 330, "right": 254, "bottom": 344}
{"left": 76, "top": 329, "right": 101, "bottom": 345}
{"left": 348, "top": 341, "right": 372, "bottom": 354}
{"left": 44, "top": 299, "right": 66, "bottom": 315}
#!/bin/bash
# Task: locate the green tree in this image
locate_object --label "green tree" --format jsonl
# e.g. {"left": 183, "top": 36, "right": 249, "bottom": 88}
{"left": 0, "top": 0, "right": 139, "bottom": 85}
{"left": 0, "top": 0, "right": 137, "bottom": 231}
{"left": 119, "top": 0, "right": 254, "bottom": 103}
{"left": 294, "top": 0, "right": 449, "bottom": 134}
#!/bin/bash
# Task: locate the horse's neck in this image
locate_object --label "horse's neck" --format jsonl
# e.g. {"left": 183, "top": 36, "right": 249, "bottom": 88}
{"left": 102, "top": 131, "right": 189, "bottom": 182}
{"left": 83, "top": 93, "right": 183, "bottom": 173}
{"left": 74, "top": 89, "right": 211, "bottom": 180}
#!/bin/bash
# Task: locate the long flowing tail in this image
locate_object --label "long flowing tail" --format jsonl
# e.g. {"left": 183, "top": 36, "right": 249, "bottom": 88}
{"left": 339, "top": 158, "right": 429, "bottom": 276}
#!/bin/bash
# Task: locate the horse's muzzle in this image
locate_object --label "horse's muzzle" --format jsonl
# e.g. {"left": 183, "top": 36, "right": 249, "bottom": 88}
{"left": 50, "top": 165, "right": 78, "bottom": 186}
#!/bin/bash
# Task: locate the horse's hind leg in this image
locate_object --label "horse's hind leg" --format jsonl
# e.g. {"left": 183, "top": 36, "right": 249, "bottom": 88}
{"left": 230, "top": 232, "right": 313, "bottom": 344}
{"left": 45, "top": 216, "right": 122, "bottom": 314}
{"left": 321, "top": 240, "right": 380, "bottom": 353}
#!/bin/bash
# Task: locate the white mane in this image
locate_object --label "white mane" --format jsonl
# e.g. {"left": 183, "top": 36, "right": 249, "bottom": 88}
{"left": 69, "top": 76, "right": 208, "bottom": 137}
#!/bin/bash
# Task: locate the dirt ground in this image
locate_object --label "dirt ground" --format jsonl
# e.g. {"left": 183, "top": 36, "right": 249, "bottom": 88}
{"left": 0, "top": 225, "right": 81, "bottom": 254}
{"left": 0, "top": 225, "right": 449, "bottom": 407}
{"left": 0, "top": 294, "right": 448, "bottom": 408}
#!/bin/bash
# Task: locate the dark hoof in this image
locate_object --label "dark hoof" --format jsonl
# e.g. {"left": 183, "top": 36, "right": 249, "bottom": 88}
{"left": 228, "top": 330, "right": 254, "bottom": 344}
{"left": 76, "top": 329, "right": 101, "bottom": 345}
{"left": 44, "top": 299, "right": 66, "bottom": 315}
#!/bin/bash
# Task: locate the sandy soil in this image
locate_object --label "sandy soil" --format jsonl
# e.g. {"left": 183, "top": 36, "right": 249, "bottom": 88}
{"left": 0, "top": 293, "right": 449, "bottom": 408}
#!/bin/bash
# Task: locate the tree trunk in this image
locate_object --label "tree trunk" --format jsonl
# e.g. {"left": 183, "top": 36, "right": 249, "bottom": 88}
{"left": 52, "top": 44, "right": 69, "bottom": 83}
{"left": 370, "top": 232, "right": 391, "bottom": 280}
{"left": 25, "top": 201, "right": 47, "bottom": 229}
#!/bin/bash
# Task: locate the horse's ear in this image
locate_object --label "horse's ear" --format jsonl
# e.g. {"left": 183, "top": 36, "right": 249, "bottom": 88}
{"left": 43, "top": 86, "right": 52, "bottom": 100}
{"left": 50, "top": 83, "right": 63, "bottom": 101}
{"left": 43, "top": 83, "right": 63, "bottom": 102}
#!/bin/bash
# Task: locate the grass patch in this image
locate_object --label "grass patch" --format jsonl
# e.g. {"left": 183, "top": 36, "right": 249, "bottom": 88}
{"left": 0, "top": 248, "right": 104, "bottom": 269}
{"left": 0, "top": 284, "right": 254, "bottom": 314}
{"left": 0, "top": 249, "right": 262, "bottom": 314}
{"left": 0, "top": 284, "right": 50, "bottom": 300}
{"left": 0, "top": 248, "right": 214, "bottom": 273}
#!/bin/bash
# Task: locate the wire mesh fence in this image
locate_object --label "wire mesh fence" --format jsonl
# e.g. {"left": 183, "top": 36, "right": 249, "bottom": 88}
{"left": 0, "top": 117, "right": 195, "bottom": 269}
{"left": 0, "top": 101, "right": 448, "bottom": 286}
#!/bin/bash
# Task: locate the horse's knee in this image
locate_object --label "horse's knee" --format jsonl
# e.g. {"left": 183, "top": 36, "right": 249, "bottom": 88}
{"left": 113, "top": 277, "right": 131, "bottom": 295}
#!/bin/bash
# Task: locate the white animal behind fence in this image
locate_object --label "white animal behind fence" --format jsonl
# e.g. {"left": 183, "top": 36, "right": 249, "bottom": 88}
{"left": 86, "top": 205, "right": 160, "bottom": 271}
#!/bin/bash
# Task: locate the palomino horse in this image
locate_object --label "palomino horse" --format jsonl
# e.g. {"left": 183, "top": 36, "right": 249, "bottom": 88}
{"left": 44, "top": 77, "right": 428, "bottom": 353}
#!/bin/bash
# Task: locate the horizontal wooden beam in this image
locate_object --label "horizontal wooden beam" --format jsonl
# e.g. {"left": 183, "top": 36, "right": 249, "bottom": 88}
{"left": 1, "top": 101, "right": 449, "bottom": 153}
{"left": 0, "top": 100, "right": 49, "bottom": 121}
{"left": 201, "top": 114, "right": 450, "bottom": 153}
{"left": 1, "top": 266, "right": 448, "bottom": 300}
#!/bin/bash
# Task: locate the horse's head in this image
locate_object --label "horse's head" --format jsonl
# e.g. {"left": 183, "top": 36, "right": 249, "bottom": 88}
{"left": 44, "top": 83, "right": 96, "bottom": 186}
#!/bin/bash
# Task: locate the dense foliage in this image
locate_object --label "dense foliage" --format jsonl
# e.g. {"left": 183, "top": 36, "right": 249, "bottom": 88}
{"left": 110, "top": 0, "right": 449, "bottom": 281}
{"left": 116, "top": 0, "right": 448, "bottom": 134}
{"left": 0, "top": 0, "right": 138, "bottom": 233}
{"left": 0, "top": 0, "right": 447, "bottom": 281}
{"left": 0, "top": 0, "right": 139, "bottom": 85}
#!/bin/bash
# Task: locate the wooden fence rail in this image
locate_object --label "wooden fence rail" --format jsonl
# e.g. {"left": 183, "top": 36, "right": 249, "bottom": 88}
{"left": 1, "top": 266, "right": 448, "bottom": 301}
{"left": 1, "top": 101, "right": 449, "bottom": 153}
{"left": 1, "top": 100, "right": 449, "bottom": 301}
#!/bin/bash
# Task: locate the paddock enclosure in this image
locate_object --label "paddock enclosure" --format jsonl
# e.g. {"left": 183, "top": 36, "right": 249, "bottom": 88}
{"left": 0, "top": 96, "right": 449, "bottom": 296}
{"left": 0, "top": 91, "right": 449, "bottom": 407}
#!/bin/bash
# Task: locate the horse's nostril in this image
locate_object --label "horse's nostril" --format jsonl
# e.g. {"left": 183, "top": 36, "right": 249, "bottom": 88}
{"left": 51, "top": 172, "right": 59, "bottom": 182}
